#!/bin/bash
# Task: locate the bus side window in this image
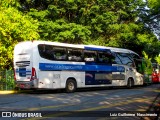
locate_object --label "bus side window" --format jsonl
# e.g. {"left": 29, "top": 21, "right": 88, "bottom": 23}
{"left": 54, "top": 48, "right": 67, "bottom": 61}
{"left": 38, "top": 44, "right": 55, "bottom": 60}
{"left": 116, "top": 52, "right": 134, "bottom": 67}
{"left": 68, "top": 49, "right": 82, "bottom": 62}
{"left": 98, "top": 52, "right": 109, "bottom": 63}
{"left": 84, "top": 51, "right": 97, "bottom": 62}
{"left": 98, "top": 52, "right": 116, "bottom": 64}
{"left": 113, "top": 52, "right": 122, "bottom": 64}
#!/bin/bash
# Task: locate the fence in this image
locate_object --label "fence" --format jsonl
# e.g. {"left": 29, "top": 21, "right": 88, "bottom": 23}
{"left": 0, "top": 70, "right": 15, "bottom": 90}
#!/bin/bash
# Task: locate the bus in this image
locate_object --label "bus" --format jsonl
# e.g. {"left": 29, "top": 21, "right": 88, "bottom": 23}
{"left": 14, "top": 41, "right": 143, "bottom": 92}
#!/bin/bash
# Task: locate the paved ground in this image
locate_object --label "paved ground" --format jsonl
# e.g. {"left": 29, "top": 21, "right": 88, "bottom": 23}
{"left": 0, "top": 84, "right": 160, "bottom": 120}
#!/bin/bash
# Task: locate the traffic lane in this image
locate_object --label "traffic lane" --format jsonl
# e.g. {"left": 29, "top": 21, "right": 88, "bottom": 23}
{"left": 0, "top": 84, "right": 159, "bottom": 112}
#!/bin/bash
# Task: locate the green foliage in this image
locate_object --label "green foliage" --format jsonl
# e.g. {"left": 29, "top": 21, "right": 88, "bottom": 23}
{"left": 148, "top": 0, "right": 160, "bottom": 14}
{"left": 0, "top": 0, "right": 160, "bottom": 69}
{"left": 0, "top": 0, "right": 20, "bottom": 8}
{"left": 155, "top": 55, "right": 160, "bottom": 65}
{"left": 40, "top": 20, "right": 91, "bottom": 43}
{"left": 142, "top": 0, "right": 160, "bottom": 39}
{"left": 0, "top": 70, "right": 15, "bottom": 90}
{"left": 25, "top": 0, "right": 159, "bottom": 49}
{"left": 0, "top": 1, "right": 39, "bottom": 69}
{"left": 142, "top": 51, "right": 153, "bottom": 74}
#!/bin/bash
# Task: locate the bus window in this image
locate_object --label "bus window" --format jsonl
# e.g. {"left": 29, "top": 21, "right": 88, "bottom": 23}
{"left": 84, "top": 50, "right": 97, "bottom": 62}
{"left": 54, "top": 47, "right": 67, "bottom": 61}
{"left": 98, "top": 51, "right": 114, "bottom": 64}
{"left": 68, "top": 49, "right": 82, "bottom": 62}
{"left": 116, "top": 53, "right": 135, "bottom": 67}
{"left": 38, "top": 45, "right": 67, "bottom": 61}
{"left": 112, "top": 52, "right": 122, "bottom": 64}
{"left": 38, "top": 44, "right": 55, "bottom": 60}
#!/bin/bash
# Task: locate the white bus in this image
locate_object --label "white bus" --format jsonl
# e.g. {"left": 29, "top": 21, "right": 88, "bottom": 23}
{"left": 14, "top": 41, "right": 143, "bottom": 92}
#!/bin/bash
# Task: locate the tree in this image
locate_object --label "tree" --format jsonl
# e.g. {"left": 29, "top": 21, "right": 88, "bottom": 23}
{"left": 155, "top": 55, "right": 160, "bottom": 65}
{"left": 137, "top": 0, "right": 160, "bottom": 58}
{"left": 147, "top": 0, "right": 160, "bottom": 39}
{"left": 139, "top": 0, "right": 160, "bottom": 40}
{"left": 142, "top": 51, "right": 152, "bottom": 75}
{"left": 16, "top": 0, "right": 160, "bottom": 60}
{"left": 0, "top": 0, "right": 39, "bottom": 69}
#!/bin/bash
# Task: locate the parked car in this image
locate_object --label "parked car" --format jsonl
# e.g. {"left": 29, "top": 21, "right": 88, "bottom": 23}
{"left": 152, "top": 63, "right": 160, "bottom": 83}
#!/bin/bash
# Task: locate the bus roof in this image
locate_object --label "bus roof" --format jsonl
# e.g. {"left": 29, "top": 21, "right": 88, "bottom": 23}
{"left": 33, "top": 41, "right": 84, "bottom": 49}
{"left": 16, "top": 41, "right": 111, "bottom": 52}
{"left": 105, "top": 47, "right": 139, "bottom": 56}
{"left": 16, "top": 41, "right": 139, "bottom": 55}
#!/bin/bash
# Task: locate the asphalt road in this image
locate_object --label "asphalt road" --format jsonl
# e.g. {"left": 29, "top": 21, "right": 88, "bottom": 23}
{"left": 0, "top": 84, "right": 160, "bottom": 120}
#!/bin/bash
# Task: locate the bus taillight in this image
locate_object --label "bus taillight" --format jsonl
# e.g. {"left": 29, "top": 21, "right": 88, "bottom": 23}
{"left": 14, "top": 69, "right": 16, "bottom": 81}
{"left": 30, "top": 67, "right": 37, "bottom": 81}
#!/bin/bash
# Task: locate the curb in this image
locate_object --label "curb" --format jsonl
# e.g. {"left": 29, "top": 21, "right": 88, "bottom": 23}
{"left": 0, "top": 90, "right": 32, "bottom": 94}
{"left": 0, "top": 90, "right": 18, "bottom": 94}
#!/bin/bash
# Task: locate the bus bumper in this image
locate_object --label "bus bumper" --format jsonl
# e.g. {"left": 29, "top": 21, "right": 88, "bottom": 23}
{"left": 15, "top": 81, "right": 36, "bottom": 89}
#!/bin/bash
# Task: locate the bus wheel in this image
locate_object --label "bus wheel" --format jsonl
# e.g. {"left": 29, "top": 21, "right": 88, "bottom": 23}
{"left": 66, "top": 79, "right": 77, "bottom": 93}
{"left": 127, "top": 78, "right": 134, "bottom": 88}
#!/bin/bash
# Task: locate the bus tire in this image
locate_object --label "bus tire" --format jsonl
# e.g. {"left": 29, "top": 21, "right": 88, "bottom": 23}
{"left": 65, "top": 79, "right": 77, "bottom": 93}
{"left": 127, "top": 78, "right": 134, "bottom": 88}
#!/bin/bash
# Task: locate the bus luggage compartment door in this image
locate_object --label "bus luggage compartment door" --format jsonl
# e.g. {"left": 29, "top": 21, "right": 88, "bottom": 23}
{"left": 38, "top": 71, "right": 61, "bottom": 89}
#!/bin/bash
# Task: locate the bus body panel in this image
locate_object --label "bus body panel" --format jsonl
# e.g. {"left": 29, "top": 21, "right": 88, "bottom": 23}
{"left": 60, "top": 71, "right": 85, "bottom": 88}
{"left": 38, "top": 71, "right": 62, "bottom": 89}
{"left": 111, "top": 65, "right": 131, "bottom": 86}
{"left": 14, "top": 42, "right": 33, "bottom": 82}
{"left": 38, "top": 71, "right": 85, "bottom": 89}
{"left": 125, "top": 66, "right": 143, "bottom": 86}
{"left": 14, "top": 42, "right": 35, "bottom": 89}
{"left": 134, "top": 71, "right": 143, "bottom": 85}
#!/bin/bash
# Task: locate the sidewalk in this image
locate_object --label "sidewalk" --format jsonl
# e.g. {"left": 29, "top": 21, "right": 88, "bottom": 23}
{"left": 144, "top": 89, "right": 160, "bottom": 120}
{"left": 0, "top": 90, "right": 32, "bottom": 94}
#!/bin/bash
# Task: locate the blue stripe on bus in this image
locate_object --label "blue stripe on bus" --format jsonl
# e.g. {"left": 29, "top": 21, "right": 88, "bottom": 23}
{"left": 16, "top": 69, "right": 31, "bottom": 77}
{"left": 39, "top": 63, "right": 125, "bottom": 72}
{"left": 16, "top": 70, "right": 31, "bottom": 73}
{"left": 84, "top": 46, "right": 110, "bottom": 52}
